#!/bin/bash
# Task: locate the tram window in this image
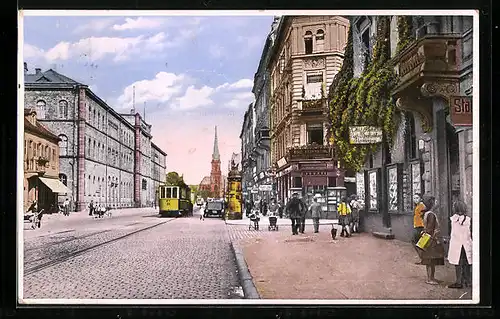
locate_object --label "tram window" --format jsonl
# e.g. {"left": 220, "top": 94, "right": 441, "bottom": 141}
{"left": 172, "top": 187, "right": 178, "bottom": 199}
{"left": 166, "top": 187, "right": 172, "bottom": 198}
{"left": 160, "top": 187, "right": 166, "bottom": 198}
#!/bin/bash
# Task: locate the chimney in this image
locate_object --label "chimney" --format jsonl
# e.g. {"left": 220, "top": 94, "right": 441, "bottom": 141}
{"left": 35, "top": 68, "right": 41, "bottom": 74}
{"left": 24, "top": 62, "right": 28, "bottom": 74}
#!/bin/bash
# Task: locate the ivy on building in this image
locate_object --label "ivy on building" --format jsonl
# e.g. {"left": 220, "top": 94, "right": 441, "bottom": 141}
{"left": 396, "top": 16, "right": 414, "bottom": 53}
{"left": 327, "top": 16, "right": 414, "bottom": 172}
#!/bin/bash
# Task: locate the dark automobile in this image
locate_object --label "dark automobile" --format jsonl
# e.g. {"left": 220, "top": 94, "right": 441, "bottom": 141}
{"left": 204, "top": 201, "right": 224, "bottom": 218}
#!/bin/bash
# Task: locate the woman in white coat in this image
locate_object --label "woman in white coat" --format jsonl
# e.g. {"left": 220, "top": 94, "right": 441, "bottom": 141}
{"left": 447, "top": 200, "right": 472, "bottom": 289}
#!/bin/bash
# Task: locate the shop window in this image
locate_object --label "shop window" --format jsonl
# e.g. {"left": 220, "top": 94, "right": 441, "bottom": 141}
{"left": 305, "top": 74, "right": 323, "bottom": 99}
{"left": 304, "top": 31, "right": 313, "bottom": 54}
{"left": 307, "top": 123, "right": 324, "bottom": 145}
{"left": 59, "top": 100, "right": 68, "bottom": 118}
{"left": 315, "top": 29, "right": 325, "bottom": 52}
{"left": 293, "top": 176, "right": 303, "bottom": 188}
{"left": 36, "top": 100, "right": 46, "bottom": 119}
{"left": 328, "top": 177, "right": 336, "bottom": 187}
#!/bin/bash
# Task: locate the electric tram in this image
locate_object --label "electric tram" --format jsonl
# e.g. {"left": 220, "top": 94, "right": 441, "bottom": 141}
{"left": 157, "top": 184, "right": 193, "bottom": 217}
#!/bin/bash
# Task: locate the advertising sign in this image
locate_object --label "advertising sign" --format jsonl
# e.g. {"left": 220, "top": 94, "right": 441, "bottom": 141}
{"left": 258, "top": 184, "right": 273, "bottom": 192}
{"left": 349, "top": 126, "right": 383, "bottom": 144}
{"left": 450, "top": 96, "right": 472, "bottom": 126}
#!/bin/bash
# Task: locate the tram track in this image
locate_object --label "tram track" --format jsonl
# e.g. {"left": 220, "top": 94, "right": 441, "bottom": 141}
{"left": 24, "top": 230, "right": 111, "bottom": 253}
{"left": 24, "top": 219, "right": 175, "bottom": 276}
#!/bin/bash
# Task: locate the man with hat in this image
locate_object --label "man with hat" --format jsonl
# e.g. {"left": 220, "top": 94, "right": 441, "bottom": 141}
{"left": 285, "top": 192, "right": 307, "bottom": 235}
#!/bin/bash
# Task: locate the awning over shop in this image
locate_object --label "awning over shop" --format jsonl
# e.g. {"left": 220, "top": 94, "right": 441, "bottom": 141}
{"left": 39, "top": 177, "right": 68, "bottom": 194}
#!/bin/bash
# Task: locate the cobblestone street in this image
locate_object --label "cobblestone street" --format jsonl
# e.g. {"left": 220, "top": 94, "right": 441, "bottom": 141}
{"left": 22, "top": 207, "right": 242, "bottom": 300}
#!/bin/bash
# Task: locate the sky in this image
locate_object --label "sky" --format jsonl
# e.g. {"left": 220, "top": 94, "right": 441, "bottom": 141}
{"left": 22, "top": 13, "right": 275, "bottom": 185}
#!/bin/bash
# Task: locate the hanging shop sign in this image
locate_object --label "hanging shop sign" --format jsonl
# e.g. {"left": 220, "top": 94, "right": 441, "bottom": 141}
{"left": 277, "top": 157, "right": 288, "bottom": 168}
{"left": 349, "top": 126, "right": 383, "bottom": 144}
{"left": 450, "top": 96, "right": 472, "bottom": 126}
{"left": 258, "top": 184, "right": 273, "bottom": 192}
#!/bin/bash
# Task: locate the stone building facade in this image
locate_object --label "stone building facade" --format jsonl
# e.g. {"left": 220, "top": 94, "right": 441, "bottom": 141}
{"left": 249, "top": 18, "right": 280, "bottom": 204}
{"left": 348, "top": 16, "right": 474, "bottom": 242}
{"left": 24, "top": 67, "right": 167, "bottom": 211}
{"left": 268, "top": 16, "right": 350, "bottom": 206}
{"left": 240, "top": 103, "right": 255, "bottom": 201}
{"left": 23, "top": 109, "right": 67, "bottom": 212}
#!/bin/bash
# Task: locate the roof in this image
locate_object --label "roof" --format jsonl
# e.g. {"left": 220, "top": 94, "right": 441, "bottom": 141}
{"left": 151, "top": 142, "right": 167, "bottom": 156}
{"left": 200, "top": 176, "right": 211, "bottom": 185}
{"left": 25, "top": 69, "right": 83, "bottom": 88}
{"left": 24, "top": 111, "right": 60, "bottom": 142}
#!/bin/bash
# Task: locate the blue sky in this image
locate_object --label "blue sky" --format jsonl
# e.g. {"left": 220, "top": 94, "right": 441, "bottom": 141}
{"left": 23, "top": 14, "right": 275, "bottom": 185}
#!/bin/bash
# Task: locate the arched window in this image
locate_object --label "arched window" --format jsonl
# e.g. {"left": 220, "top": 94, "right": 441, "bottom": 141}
{"left": 304, "top": 31, "right": 313, "bottom": 54}
{"left": 59, "top": 173, "right": 67, "bottom": 186}
{"left": 36, "top": 100, "right": 47, "bottom": 119}
{"left": 59, "top": 100, "right": 68, "bottom": 118}
{"left": 315, "top": 29, "right": 325, "bottom": 52}
{"left": 58, "top": 135, "right": 68, "bottom": 156}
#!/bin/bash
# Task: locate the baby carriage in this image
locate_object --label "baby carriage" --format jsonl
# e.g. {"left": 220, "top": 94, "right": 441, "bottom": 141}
{"left": 268, "top": 212, "right": 278, "bottom": 231}
{"left": 248, "top": 211, "right": 260, "bottom": 230}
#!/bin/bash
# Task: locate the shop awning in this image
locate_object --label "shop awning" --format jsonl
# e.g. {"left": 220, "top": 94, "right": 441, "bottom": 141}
{"left": 39, "top": 177, "right": 68, "bottom": 194}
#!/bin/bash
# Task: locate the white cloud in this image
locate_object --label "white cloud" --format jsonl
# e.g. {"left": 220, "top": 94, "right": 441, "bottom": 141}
{"left": 215, "top": 78, "right": 253, "bottom": 91}
{"left": 116, "top": 72, "right": 188, "bottom": 111}
{"left": 24, "top": 32, "right": 169, "bottom": 64}
{"left": 73, "top": 18, "right": 120, "bottom": 34}
{"left": 224, "top": 92, "right": 255, "bottom": 109}
{"left": 174, "top": 86, "right": 215, "bottom": 110}
{"left": 113, "top": 17, "right": 166, "bottom": 31}
{"left": 237, "top": 35, "right": 264, "bottom": 50}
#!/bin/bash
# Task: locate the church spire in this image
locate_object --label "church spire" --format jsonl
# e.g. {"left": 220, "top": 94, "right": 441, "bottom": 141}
{"left": 212, "top": 126, "right": 220, "bottom": 161}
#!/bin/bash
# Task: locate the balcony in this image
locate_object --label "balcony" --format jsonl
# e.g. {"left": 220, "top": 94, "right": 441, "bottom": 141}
{"left": 298, "top": 98, "right": 327, "bottom": 119}
{"left": 287, "top": 144, "right": 334, "bottom": 161}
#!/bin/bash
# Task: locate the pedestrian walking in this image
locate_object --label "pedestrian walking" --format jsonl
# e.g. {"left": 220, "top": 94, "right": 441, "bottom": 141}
{"left": 63, "top": 198, "right": 70, "bottom": 216}
{"left": 309, "top": 196, "right": 322, "bottom": 233}
{"left": 337, "top": 197, "right": 352, "bottom": 237}
{"left": 261, "top": 200, "right": 268, "bottom": 217}
{"left": 349, "top": 194, "right": 362, "bottom": 233}
{"left": 416, "top": 195, "right": 445, "bottom": 285}
{"left": 447, "top": 200, "right": 472, "bottom": 289}
{"left": 88, "top": 200, "right": 95, "bottom": 216}
{"left": 285, "top": 192, "right": 306, "bottom": 235}
{"left": 299, "top": 196, "right": 307, "bottom": 234}
{"left": 412, "top": 193, "right": 426, "bottom": 264}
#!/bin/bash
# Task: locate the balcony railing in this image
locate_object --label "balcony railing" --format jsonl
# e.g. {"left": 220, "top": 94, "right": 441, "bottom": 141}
{"left": 287, "top": 144, "right": 334, "bottom": 161}
{"left": 300, "top": 98, "right": 326, "bottom": 113}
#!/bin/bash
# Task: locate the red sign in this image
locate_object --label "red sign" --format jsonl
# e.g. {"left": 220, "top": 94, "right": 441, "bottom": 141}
{"left": 450, "top": 96, "right": 472, "bottom": 126}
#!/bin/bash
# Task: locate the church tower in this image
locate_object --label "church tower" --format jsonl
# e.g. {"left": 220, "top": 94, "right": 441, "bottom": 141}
{"left": 210, "top": 126, "right": 222, "bottom": 198}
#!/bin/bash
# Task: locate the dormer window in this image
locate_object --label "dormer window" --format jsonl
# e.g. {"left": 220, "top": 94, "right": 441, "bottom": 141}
{"left": 304, "top": 31, "right": 313, "bottom": 54}
{"left": 315, "top": 30, "right": 325, "bottom": 52}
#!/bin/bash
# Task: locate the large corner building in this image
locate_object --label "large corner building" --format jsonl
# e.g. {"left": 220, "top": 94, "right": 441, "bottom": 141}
{"left": 24, "top": 66, "right": 167, "bottom": 211}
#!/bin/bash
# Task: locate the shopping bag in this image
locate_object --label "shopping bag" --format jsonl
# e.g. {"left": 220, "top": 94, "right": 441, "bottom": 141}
{"left": 416, "top": 232, "right": 432, "bottom": 250}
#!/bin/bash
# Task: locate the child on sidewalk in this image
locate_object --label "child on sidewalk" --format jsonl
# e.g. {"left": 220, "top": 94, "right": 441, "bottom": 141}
{"left": 447, "top": 200, "right": 473, "bottom": 289}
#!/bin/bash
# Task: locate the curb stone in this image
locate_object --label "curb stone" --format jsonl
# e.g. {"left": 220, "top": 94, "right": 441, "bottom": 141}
{"left": 230, "top": 242, "right": 260, "bottom": 299}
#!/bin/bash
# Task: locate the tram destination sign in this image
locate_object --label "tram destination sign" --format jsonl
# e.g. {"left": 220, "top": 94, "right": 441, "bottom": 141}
{"left": 349, "top": 126, "right": 383, "bottom": 144}
{"left": 450, "top": 96, "right": 472, "bottom": 126}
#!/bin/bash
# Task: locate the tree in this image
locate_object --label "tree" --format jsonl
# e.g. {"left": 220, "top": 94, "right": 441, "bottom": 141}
{"left": 166, "top": 172, "right": 186, "bottom": 187}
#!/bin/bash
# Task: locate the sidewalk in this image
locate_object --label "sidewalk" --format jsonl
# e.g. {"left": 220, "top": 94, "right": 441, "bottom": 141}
{"left": 226, "top": 216, "right": 338, "bottom": 226}
{"left": 236, "top": 231, "right": 473, "bottom": 300}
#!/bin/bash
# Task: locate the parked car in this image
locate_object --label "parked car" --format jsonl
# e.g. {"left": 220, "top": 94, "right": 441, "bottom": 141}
{"left": 204, "top": 200, "right": 224, "bottom": 218}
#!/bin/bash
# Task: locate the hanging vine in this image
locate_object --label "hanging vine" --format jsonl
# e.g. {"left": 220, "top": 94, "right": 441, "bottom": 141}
{"left": 327, "top": 16, "right": 402, "bottom": 172}
{"left": 396, "top": 16, "right": 414, "bottom": 54}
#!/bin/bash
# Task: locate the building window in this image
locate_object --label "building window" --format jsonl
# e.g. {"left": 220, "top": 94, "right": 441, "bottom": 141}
{"left": 407, "top": 112, "right": 417, "bottom": 160}
{"left": 315, "top": 29, "right": 325, "bottom": 52}
{"left": 293, "top": 176, "right": 303, "bottom": 188}
{"left": 142, "top": 178, "right": 147, "bottom": 190}
{"left": 97, "top": 112, "right": 100, "bottom": 128}
{"left": 59, "top": 100, "right": 68, "bottom": 118}
{"left": 36, "top": 100, "right": 46, "bottom": 119}
{"left": 304, "top": 31, "right": 313, "bottom": 54}
{"left": 305, "top": 74, "right": 323, "bottom": 99}
{"left": 59, "top": 173, "right": 67, "bottom": 186}
{"left": 328, "top": 177, "right": 337, "bottom": 187}
{"left": 93, "top": 109, "right": 96, "bottom": 125}
{"left": 93, "top": 140, "right": 96, "bottom": 159}
{"left": 57, "top": 135, "right": 67, "bottom": 156}
{"left": 307, "top": 123, "right": 324, "bottom": 145}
